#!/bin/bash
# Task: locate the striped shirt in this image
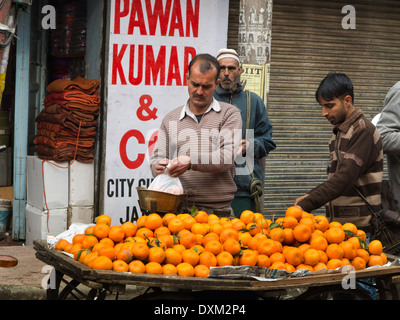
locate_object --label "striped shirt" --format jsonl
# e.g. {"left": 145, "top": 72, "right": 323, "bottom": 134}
{"left": 298, "top": 108, "right": 383, "bottom": 228}
{"left": 150, "top": 98, "right": 242, "bottom": 208}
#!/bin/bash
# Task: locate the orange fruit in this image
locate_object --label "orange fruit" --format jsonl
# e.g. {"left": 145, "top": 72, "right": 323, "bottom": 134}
{"left": 296, "top": 264, "right": 314, "bottom": 272}
{"left": 72, "top": 234, "right": 85, "bottom": 244}
{"left": 75, "top": 248, "right": 90, "bottom": 262}
{"left": 98, "top": 245, "right": 116, "bottom": 261}
{"left": 293, "top": 224, "right": 312, "bottom": 243}
{"left": 238, "top": 231, "right": 253, "bottom": 247}
{"left": 319, "top": 250, "right": 328, "bottom": 264}
{"left": 128, "top": 260, "right": 145, "bottom": 273}
{"left": 326, "top": 243, "right": 344, "bottom": 260}
{"left": 351, "top": 256, "right": 366, "bottom": 270}
{"left": 329, "top": 221, "right": 342, "bottom": 229}
{"left": 202, "top": 232, "right": 220, "bottom": 246}
{"left": 136, "top": 215, "right": 147, "bottom": 228}
{"left": 93, "top": 224, "right": 110, "bottom": 240}
{"left": 148, "top": 246, "right": 166, "bottom": 264}
{"left": 240, "top": 210, "right": 255, "bottom": 225}
{"left": 162, "top": 264, "right": 178, "bottom": 275}
{"left": 282, "top": 216, "right": 298, "bottom": 229}
{"left": 168, "top": 218, "right": 186, "bottom": 234}
{"left": 191, "top": 223, "right": 209, "bottom": 236}
{"left": 83, "top": 252, "right": 99, "bottom": 266}
{"left": 258, "top": 238, "right": 280, "bottom": 256}
{"left": 347, "top": 236, "right": 362, "bottom": 250}
{"left": 162, "top": 213, "right": 177, "bottom": 227}
{"left": 299, "top": 217, "right": 316, "bottom": 232}
{"left": 270, "top": 261, "right": 286, "bottom": 270}
{"left": 121, "top": 221, "right": 138, "bottom": 238}
{"left": 325, "top": 227, "right": 345, "bottom": 244}
{"left": 204, "top": 240, "right": 223, "bottom": 256}
{"left": 194, "top": 210, "right": 208, "bottom": 223}
{"left": 356, "top": 229, "right": 367, "bottom": 241}
{"left": 91, "top": 243, "right": 106, "bottom": 253}
{"left": 298, "top": 243, "right": 311, "bottom": 254}
{"left": 217, "top": 251, "right": 234, "bottom": 266}
{"left": 85, "top": 226, "right": 95, "bottom": 236}
{"left": 303, "top": 248, "right": 320, "bottom": 266}
{"left": 182, "top": 249, "right": 200, "bottom": 266}
{"left": 314, "top": 262, "right": 327, "bottom": 271}
{"left": 339, "top": 241, "right": 357, "bottom": 260}
{"left": 256, "top": 254, "right": 271, "bottom": 268}
{"left": 91, "top": 256, "right": 113, "bottom": 270}
{"left": 70, "top": 243, "right": 83, "bottom": 257}
{"left": 135, "top": 227, "right": 154, "bottom": 240}
{"left": 222, "top": 238, "right": 242, "bottom": 256}
{"left": 381, "top": 252, "right": 388, "bottom": 264}
{"left": 55, "top": 239, "right": 70, "bottom": 251}
{"left": 158, "top": 234, "right": 174, "bottom": 248}
{"left": 194, "top": 265, "right": 209, "bottom": 278}
{"left": 63, "top": 243, "right": 73, "bottom": 253}
{"left": 199, "top": 251, "right": 217, "bottom": 268}
{"left": 182, "top": 216, "right": 197, "bottom": 231}
{"left": 99, "top": 237, "right": 114, "bottom": 247}
{"left": 285, "top": 206, "right": 303, "bottom": 221}
{"left": 232, "top": 219, "right": 246, "bottom": 231}
{"left": 81, "top": 235, "right": 99, "bottom": 249}
{"left": 314, "top": 215, "right": 330, "bottom": 232}
{"left": 176, "top": 262, "right": 195, "bottom": 277}
{"left": 341, "top": 222, "right": 358, "bottom": 238}
{"left": 219, "top": 228, "right": 239, "bottom": 243}
{"left": 112, "top": 260, "right": 129, "bottom": 272}
{"left": 309, "top": 235, "right": 328, "bottom": 251}
{"left": 269, "top": 227, "right": 285, "bottom": 243}
{"left": 130, "top": 242, "right": 149, "bottom": 260}
{"left": 145, "top": 261, "right": 163, "bottom": 274}
{"left": 207, "top": 214, "right": 220, "bottom": 225}
{"left": 369, "top": 240, "right": 383, "bottom": 255}
{"left": 144, "top": 213, "right": 163, "bottom": 230}
{"left": 238, "top": 249, "right": 258, "bottom": 266}
{"left": 164, "top": 248, "right": 183, "bottom": 266}
{"left": 108, "top": 226, "right": 125, "bottom": 243}
{"left": 116, "top": 248, "right": 133, "bottom": 263}
{"left": 173, "top": 244, "right": 186, "bottom": 254}
{"left": 209, "top": 223, "right": 224, "bottom": 236}
{"left": 326, "top": 259, "right": 343, "bottom": 270}
{"left": 96, "top": 214, "right": 112, "bottom": 226}
{"left": 356, "top": 248, "right": 370, "bottom": 263}
{"left": 284, "top": 247, "right": 303, "bottom": 267}
{"left": 368, "top": 255, "right": 384, "bottom": 267}
{"left": 270, "top": 252, "right": 285, "bottom": 264}
{"left": 179, "top": 232, "right": 198, "bottom": 249}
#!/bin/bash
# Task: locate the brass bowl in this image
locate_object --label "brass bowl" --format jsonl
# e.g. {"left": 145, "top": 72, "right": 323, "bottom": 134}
{"left": 136, "top": 187, "right": 185, "bottom": 214}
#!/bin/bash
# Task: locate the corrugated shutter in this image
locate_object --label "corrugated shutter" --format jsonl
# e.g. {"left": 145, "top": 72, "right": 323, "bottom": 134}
{"left": 265, "top": 0, "right": 400, "bottom": 217}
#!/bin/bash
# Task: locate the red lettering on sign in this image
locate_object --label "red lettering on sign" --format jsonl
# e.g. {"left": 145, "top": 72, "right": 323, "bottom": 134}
{"left": 111, "top": 44, "right": 196, "bottom": 86}
{"left": 114, "top": 0, "right": 129, "bottom": 34}
{"left": 118, "top": 0, "right": 199, "bottom": 37}
{"left": 186, "top": 0, "right": 199, "bottom": 37}
{"left": 120, "top": 130, "right": 145, "bottom": 169}
{"left": 136, "top": 95, "right": 158, "bottom": 121}
{"left": 112, "top": 44, "right": 128, "bottom": 85}
{"left": 128, "top": 0, "right": 147, "bottom": 35}
{"left": 145, "top": 46, "right": 166, "bottom": 85}
{"left": 146, "top": 0, "right": 172, "bottom": 36}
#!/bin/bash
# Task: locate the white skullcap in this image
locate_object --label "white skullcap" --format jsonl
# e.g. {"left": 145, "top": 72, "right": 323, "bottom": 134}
{"left": 216, "top": 48, "right": 240, "bottom": 63}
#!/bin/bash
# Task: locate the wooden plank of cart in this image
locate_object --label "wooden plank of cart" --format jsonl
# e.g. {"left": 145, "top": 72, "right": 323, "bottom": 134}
{"left": 33, "top": 240, "right": 400, "bottom": 300}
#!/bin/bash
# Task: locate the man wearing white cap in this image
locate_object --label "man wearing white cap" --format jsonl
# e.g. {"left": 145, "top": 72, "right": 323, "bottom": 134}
{"left": 214, "top": 48, "right": 276, "bottom": 217}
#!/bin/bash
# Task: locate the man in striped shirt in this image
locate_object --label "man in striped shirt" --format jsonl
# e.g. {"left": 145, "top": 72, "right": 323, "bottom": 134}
{"left": 150, "top": 54, "right": 242, "bottom": 215}
{"left": 295, "top": 73, "right": 383, "bottom": 231}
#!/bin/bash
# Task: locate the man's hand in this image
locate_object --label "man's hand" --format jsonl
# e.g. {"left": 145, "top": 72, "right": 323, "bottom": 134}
{"left": 154, "top": 158, "right": 169, "bottom": 175}
{"left": 167, "top": 155, "right": 191, "bottom": 177}
{"left": 236, "top": 139, "right": 250, "bottom": 156}
{"left": 294, "top": 194, "right": 309, "bottom": 208}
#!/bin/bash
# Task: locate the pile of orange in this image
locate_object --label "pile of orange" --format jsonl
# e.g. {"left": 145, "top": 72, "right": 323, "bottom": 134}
{"left": 54, "top": 207, "right": 387, "bottom": 278}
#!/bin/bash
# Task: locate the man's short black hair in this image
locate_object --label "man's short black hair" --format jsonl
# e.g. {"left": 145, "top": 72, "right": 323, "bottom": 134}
{"left": 316, "top": 73, "right": 354, "bottom": 103}
{"left": 188, "top": 54, "right": 221, "bottom": 82}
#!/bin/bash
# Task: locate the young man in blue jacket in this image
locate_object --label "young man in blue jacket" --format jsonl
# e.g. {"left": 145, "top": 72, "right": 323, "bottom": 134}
{"left": 214, "top": 48, "right": 276, "bottom": 217}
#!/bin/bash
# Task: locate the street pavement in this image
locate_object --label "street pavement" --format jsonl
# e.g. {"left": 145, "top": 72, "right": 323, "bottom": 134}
{"left": 0, "top": 245, "right": 47, "bottom": 299}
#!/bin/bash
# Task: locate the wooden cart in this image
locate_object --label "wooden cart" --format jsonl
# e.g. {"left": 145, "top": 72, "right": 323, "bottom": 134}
{"left": 33, "top": 240, "right": 400, "bottom": 300}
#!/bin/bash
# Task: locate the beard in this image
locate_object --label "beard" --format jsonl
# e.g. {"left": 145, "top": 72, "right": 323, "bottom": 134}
{"left": 220, "top": 77, "right": 236, "bottom": 91}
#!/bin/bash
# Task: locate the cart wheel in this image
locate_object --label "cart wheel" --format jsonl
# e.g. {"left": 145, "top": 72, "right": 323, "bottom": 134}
{"left": 296, "top": 284, "right": 374, "bottom": 300}
{"left": 59, "top": 279, "right": 108, "bottom": 300}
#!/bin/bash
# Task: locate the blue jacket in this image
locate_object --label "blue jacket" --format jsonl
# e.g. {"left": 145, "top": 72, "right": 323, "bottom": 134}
{"left": 214, "top": 82, "right": 276, "bottom": 197}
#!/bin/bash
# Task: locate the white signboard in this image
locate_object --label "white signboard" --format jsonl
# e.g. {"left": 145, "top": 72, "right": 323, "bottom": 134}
{"left": 104, "top": 0, "right": 229, "bottom": 225}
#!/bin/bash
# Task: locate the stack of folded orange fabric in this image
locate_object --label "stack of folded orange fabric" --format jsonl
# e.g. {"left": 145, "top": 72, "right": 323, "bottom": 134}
{"left": 34, "top": 76, "right": 100, "bottom": 163}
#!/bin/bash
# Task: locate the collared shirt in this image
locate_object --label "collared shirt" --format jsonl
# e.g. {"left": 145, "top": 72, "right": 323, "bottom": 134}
{"left": 179, "top": 97, "right": 221, "bottom": 123}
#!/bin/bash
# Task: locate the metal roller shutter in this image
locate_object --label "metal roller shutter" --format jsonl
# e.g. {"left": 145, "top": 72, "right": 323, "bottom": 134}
{"left": 265, "top": 0, "right": 400, "bottom": 217}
